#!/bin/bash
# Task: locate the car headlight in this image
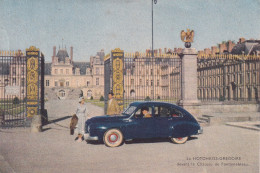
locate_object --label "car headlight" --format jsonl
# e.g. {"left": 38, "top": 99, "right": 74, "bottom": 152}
{"left": 87, "top": 126, "right": 90, "bottom": 133}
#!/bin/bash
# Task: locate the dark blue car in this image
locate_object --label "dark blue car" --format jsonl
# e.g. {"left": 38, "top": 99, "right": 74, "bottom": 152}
{"left": 84, "top": 102, "right": 203, "bottom": 147}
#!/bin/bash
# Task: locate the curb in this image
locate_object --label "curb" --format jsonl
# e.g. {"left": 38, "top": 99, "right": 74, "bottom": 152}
{"left": 226, "top": 122, "right": 260, "bottom": 131}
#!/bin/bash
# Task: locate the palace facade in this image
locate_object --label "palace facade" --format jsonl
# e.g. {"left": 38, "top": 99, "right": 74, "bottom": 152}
{"left": 44, "top": 47, "right": 105, "bottom": 100}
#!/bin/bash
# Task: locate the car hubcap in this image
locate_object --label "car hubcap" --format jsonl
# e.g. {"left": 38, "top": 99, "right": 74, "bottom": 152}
{"left": 108, "top": 133, "right": 118, "bottom": 143}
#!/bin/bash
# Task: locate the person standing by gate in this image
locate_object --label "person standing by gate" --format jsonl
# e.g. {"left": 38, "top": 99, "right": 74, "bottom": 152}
{"left": 107, "top": 92, "right": 121, "bottom": 115}
{"left": 75, "top": 97, "right": 88, "bottom": 142}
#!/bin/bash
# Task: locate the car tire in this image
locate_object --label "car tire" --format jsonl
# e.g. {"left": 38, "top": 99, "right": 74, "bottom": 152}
{"left": 171, "top": 136, "right": 188, "bottom": 144}
{"left": 103, "top": 129, "right": 123, "bottom": 147}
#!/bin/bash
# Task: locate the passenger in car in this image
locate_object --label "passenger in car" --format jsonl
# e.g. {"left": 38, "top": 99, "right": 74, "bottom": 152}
{"left": 141, "top": 107, "right": 152, "bottom": 118}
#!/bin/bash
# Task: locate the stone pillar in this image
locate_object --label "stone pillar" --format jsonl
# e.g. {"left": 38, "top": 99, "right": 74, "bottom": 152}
{"left": 178, "top": 48, "right": 201, "bottom": 117}
{"left": 31, "top": 114, "right": 42, "bottom": 132}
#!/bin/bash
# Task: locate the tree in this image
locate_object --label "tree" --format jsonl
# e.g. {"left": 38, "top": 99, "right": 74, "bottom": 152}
{"left": 100, "top": 96, "right": 104, "bottom": 101}
{"left": 13, "top": 97, "right": 20, "bottom": 104}
{"left": 145, "top": 96, "right": 151, "bottom": 101}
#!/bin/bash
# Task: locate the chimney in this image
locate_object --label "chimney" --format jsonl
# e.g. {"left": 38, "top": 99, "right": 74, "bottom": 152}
{"left": 164, "top": 48, "right": 167, "bottom": 54}
{"left": 159, "top": 48, "right": 162, "bottom": 55}
{"left": 52, "top": 46, "right": 56, "bottom": 63}
{"left": 53, "top": 46, "right": 56, "bottom": 57}
{"left": 239, "top": 37, "right": 245, "bottom": 44}
{"left": 70, "top": 46, "right": 73, "bottom": 62}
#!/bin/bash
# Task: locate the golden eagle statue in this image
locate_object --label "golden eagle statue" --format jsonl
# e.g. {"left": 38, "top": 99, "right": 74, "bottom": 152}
{"left": 181, "top": 29, "right": 194, "bottom": 43}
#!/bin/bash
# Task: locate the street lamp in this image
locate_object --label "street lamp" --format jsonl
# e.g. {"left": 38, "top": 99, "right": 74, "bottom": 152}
{"left": 152, "top": 0, "right": 157, "bottom": 58}
{"left": 151, "top": 0, "right": 157, "bottom": 100}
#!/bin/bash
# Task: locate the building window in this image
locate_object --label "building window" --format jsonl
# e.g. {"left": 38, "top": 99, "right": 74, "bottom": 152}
{"left": 21, "top": 67, "right": 25, "bottom": 75}
{"left": 21, "top": 78, "right": 25, "bottom": 86}
{"left": 139, "top": 79, "right": 142, "bottom": 85}
{"left": 131, "top": 79, "right": 134, "bottom": 85}
{"left": 96, "top": 67, "right": 100, "bottom": 75}
{"left": 96, "top": 78, "right": 99, "bottom": 86}
{"left": 151, "top": 69, "right": 153, "bottom": 75}
{"left": 12, "top": 78, "right": 16, "bottom": 85}
{"left": 87, "top": 81, "right": 90, "bottom": 86}
{"left": 130, "top": 90, "right": 135, "bottom": 97}
{"left": 46, "top": 80, "right": 49, "bottom": 86}
{"left": 66, "top": 69, "right": 69, "bottom": 74}
{"left": 12, "top": 67, "right": 16, "bottom": 75}
{"left": 151, "top": 80, "right": 153, "bottom": 86}
{"left": 66, "top": 81, "right": 69, "bottom": 86}
{"left": 253, "top": 73, "right": 256, "bottom": 83}
{"left": 58, "top": 90, "right": 65, "bottom": 98}
{"left": 55, "top": 69, "right": 58, "bottom": 74}
{"left": 55, "top": 81, "right": 58, "bottom": 87}
{"left": 146, "top": 80, "right": 149, "bottom": 86}
{"left": 239, "top": 74, "right": 242, "bottom": 84}
{"left": 157, "top": 80, "right": 159, "bottom": 86}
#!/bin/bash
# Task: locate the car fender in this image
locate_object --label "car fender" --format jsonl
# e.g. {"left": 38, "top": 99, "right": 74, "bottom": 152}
{"left": 170, "top": 121, "right": 200, "bottom": 138}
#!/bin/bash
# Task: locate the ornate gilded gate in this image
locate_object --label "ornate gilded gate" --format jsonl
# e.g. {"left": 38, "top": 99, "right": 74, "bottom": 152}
{"left": 0, "top": 46, "right": 45, "bottom": 128}
{"left": 104, "top": 48, "right": 182, "bottom": 113}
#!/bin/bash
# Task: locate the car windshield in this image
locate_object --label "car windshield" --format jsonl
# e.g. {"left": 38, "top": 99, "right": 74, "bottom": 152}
{"left": 122, "top": 106, "right": 137, "bottom": 116}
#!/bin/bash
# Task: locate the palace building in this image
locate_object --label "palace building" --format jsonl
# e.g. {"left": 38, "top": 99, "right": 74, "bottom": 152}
{"left": 44, "top": 46, "right": 105, "bottom": 100}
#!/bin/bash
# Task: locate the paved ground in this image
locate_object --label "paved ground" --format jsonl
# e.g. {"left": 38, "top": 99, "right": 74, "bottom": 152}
{"left": 0, "top": 100, "right": 259, "bottom": 173}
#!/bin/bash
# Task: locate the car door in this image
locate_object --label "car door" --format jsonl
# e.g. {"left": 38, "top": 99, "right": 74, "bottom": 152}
{"left": 154, "top": 104, "right": 172, "bottom": 138}
{"left": 132, "top": 106, "right": 156, "bottom": 139}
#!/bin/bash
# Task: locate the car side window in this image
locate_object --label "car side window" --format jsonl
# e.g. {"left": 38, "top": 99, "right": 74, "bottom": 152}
{"left": 158, "top": 106, "right": 171, "bottom": 118}
{"left": 134, "top": 106, "right": 153, "bottom": 118}
{"left": 171, "top": 107, "right": 183, "bottom": 117}
{"left": 154, "top": 106, "right": 159, "bottom": 117}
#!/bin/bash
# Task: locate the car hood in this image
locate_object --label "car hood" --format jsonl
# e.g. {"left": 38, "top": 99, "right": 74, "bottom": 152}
{"left": 87, "top": 114, "right": 129, "bottom": 123}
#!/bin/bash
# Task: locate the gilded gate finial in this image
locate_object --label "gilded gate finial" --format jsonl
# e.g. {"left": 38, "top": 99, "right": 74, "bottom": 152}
{"left": 26, "top": 46, "right": 40, "bottom": 52}
{"left": 181, "top": 29, "right": 194, "bottom": 48}
{"left": 181, "top": 29, "right": 194, "bottom": 43}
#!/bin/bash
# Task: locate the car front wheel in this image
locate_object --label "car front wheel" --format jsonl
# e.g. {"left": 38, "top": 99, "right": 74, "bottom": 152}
{"left": 171, "top": 136, "right": 188, "bottom": 144}
{"left": 103, "top": 129, "right": 123, "bottom": 147}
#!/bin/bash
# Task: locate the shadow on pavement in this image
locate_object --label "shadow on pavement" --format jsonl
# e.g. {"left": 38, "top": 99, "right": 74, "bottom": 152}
{"left": 42, "top": 127, "right": 52, "bottom": 132}
{"left": 47, "top": 116, "right": 72, "bottom": 125}
{"left": 85, "top": 136, "right": 199, "bottom": 146}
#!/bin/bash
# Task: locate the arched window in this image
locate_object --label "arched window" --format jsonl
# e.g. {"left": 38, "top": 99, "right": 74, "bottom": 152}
{"left": 87, "top": 90, "right": 92, "bottom": 99}
{"left": 130, "top": 89, "right": 135, "bottom": 98}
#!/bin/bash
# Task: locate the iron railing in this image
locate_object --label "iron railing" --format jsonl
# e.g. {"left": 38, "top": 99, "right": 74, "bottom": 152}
{"left": 0, "top": 51, "right": 27, "bottom": 127}
{"left": 197, "top": 54, "right": 260, "bottom": 102}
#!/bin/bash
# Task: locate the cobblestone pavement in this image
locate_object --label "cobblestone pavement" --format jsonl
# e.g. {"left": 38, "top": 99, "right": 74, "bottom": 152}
{"left": 0, "top": 100, "right": 259, "bottom": 173}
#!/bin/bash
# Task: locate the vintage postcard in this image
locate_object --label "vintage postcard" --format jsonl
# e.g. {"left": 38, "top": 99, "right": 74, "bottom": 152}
{"left": 0, "top": 0, "right": 259, "bottom": 173}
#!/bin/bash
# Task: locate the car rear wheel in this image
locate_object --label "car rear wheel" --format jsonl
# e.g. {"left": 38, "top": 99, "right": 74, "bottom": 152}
{"left": 103, "top": 129, "right": 123, "bottom": 147}
{"left": 171, "top": 136, "right": 188, "bottom": 144}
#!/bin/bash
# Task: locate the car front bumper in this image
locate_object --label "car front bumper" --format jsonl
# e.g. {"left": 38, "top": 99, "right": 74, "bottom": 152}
{"left": 84, "top": 133, "right": 99, "bottom": 141}
{"left": 198, "top": 127, "right": 203, "bottom": 134}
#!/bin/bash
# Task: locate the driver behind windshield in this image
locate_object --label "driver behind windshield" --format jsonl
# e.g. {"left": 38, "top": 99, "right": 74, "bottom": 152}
{"left": 141, "top": 107, "right": 152, "bottom": 118}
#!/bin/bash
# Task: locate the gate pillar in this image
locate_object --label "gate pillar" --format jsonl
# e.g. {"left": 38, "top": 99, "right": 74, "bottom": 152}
{"left": 111, "top": 48, "right": 124, "bottom": 112}
{"left": 26, "top": 46, "right": 42, "bottom": 132}
{"left": 26, "top": 46, "right": 40, "bottom": 117}
{"left": 178, "top": 48, "right": 201, "bottom": 117}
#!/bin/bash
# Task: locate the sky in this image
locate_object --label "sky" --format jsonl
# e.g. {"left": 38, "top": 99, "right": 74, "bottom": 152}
{"left": 0, "top": 0, "right": 259, "bottom": 62}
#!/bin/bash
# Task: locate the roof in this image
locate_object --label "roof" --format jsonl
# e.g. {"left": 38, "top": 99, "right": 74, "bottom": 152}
{"left": 44, "top": 62, "right": 52, "bottom": 75}
{"left": 72, "top": 62, "right": 90, "bottom": 75}
{"left": 231, "top": 40, "right": 260, "bottom": 55}
{"left": 56, "top": 49, "right": 69, "bottom": 62}
{"left": 0, "top": 63, "right": 9, "bottom": 75}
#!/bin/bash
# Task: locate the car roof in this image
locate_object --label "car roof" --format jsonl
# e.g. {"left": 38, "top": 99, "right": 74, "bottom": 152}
{"left": 129, "top": 101, "right": 177, "bottom": 107}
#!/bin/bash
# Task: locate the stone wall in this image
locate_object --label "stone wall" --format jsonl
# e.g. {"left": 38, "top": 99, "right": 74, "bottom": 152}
{"left": 200, "top": 102, "right": 259, "bottom": 115}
